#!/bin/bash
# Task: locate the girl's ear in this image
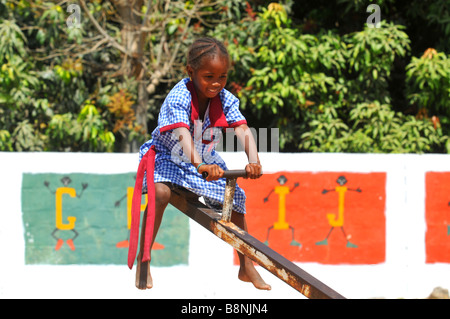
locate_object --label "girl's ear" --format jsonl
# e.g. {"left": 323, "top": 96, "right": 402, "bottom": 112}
{"left": 186, "top": 65, "right": 194, "bottom": 80}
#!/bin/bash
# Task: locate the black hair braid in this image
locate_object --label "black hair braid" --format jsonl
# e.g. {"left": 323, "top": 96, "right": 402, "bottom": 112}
{"left": 187, "top": 37, "right": 229, "bottom": 70}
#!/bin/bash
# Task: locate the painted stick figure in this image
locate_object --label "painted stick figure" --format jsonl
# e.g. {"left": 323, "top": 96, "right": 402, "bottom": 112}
{"left": 114, "top": 185, "right": 164, "bottom": 250}
{"left": 44, "top": 176, "right": 87, "bottom": 251}
{"left": 316, "top": 176, "right": 360, "bottom": 248}
{"left": 263, "top": 175, "right": 301, "bottom": 247}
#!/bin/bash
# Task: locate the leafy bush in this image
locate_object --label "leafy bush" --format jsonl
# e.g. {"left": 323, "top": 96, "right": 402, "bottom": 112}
{"left": 212, "top": 2, "right": 448, "bottom": 153}
{"left": 1, "top": 0, "right": 448, "bottom": 154}
{"left": 406, "top": 48, "right": 450, "bottom": 117}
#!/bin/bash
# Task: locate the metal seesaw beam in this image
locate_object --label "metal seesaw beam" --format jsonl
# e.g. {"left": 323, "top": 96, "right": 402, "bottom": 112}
{"left": 169, "top": 170, "right": 346, "bottom": 299}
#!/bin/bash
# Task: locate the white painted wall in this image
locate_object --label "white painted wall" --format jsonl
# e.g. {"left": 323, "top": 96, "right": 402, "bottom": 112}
{"left": 1, "top": 151, "right": 449, "bottom": 299}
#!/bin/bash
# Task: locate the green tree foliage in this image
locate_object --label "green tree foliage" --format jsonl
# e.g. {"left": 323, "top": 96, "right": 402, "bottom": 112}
{"left": 0, "top": 0, "right": 449, "bottom": 153}
{"left": 212, "top": 1, "right": 449, "bottom": 153}
{"left": 0, "top": 1, "right": 115, "bottom": 151}
{"left": 0, "top": 0, "right": 222, "bottom": 152}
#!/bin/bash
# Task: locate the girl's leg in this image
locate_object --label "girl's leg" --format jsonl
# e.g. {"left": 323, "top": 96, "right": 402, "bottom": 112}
{"left": 231, "top": 212, "right": 271, "bottom": 291}
{"left": 135, "top": 182, "right": 172, "bottom": 289}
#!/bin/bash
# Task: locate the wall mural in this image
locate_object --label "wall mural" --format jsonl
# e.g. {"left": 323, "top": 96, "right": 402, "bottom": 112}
{"left": 238, "top": 172, "right": 387, "bottom": 265}
{"left": 21, "top": 173, "right": 189, "bottom": 266}
{"left": 20, "top": 170, "right": 450, "bottom": 266}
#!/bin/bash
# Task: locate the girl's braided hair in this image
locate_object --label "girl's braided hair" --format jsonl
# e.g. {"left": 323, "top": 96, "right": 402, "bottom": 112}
{"left": 187, "top": 37, "right": 230, "bottom": 70}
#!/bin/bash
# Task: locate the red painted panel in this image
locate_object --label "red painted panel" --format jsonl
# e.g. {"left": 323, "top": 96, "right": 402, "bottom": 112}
{"left": 237, "top": 172, "right": 386, "bottom": 265}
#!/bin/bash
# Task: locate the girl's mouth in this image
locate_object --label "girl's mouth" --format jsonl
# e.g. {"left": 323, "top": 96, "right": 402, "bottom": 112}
{"left": 208, "top": 88, "right": 220, "bottom": 95}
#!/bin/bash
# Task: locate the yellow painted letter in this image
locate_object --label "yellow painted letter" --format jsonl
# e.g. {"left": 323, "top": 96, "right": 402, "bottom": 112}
{"left": 55, "top": 187, "right": 77, "bottom": 230}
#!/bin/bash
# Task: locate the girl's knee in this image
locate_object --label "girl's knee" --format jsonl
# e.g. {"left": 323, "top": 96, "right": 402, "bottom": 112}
{"left": 155, "top": 183, "right": 171, "bottom": 206}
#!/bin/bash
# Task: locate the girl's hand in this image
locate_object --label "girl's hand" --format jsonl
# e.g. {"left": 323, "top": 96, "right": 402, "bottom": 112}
{"left": 245, "top": 162, "right": 262, "bottom": 179}
{"left": 197, "top": 164, "right": 224, "bottom": 181}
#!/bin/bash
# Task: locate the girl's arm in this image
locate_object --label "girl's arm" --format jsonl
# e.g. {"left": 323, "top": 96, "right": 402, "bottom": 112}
{"left": 174, "top": 127, "right": 224, "bottom": 181}
{"left": 234, "top": 124, "right": 262, "bottom": 179}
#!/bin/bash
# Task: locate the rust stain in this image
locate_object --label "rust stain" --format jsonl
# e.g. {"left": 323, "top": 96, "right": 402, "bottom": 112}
{"left": 212, "top": 221, "right": 326, "bottom": 297}
{"left": 221, "top": 178, "right": 237, "bottom": 222}
{"left": 213, "top": 222, "right": 299, "bottom": 287}
{"left": 302, "top": 284, "right": 311, "bottom": 298}
{"left": 169, "top": 187, "right": 346, "bottom": 299}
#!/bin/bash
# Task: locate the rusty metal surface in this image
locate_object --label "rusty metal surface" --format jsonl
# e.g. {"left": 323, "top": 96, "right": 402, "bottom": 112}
{"left": 221, "top": 178, "right": 237, "bottom": 222}
{"left": 169, "top": 187, "right": 346, "bottom": 299}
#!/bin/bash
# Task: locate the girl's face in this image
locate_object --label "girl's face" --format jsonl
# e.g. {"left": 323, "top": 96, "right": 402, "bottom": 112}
{"left": 187, "top": 55, "right": 229, "bottom": 102}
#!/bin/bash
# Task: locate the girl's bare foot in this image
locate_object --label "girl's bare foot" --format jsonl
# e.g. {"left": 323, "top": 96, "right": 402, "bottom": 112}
{"left": 238, "top": 262, "right": 271, "bottom": 290}
{"left": 135, "top": 258, "right": 153, "bottom": 289}
{"left": 231, "top": 213, "right": 271, "bottom": 290}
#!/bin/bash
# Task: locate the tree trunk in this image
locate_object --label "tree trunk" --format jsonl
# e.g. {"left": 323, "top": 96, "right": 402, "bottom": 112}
{"left": 113, "top": 0, "right": 148, "bottom": 153}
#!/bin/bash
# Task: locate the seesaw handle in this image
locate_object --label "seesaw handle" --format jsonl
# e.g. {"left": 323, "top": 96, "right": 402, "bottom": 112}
{"left": 202, "top": 169, "right": 248, "bottom": 179}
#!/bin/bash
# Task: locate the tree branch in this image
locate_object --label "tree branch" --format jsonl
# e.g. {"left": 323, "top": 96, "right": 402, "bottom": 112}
{"left": 79, "top": 0, "right": 133, "bottom": 57}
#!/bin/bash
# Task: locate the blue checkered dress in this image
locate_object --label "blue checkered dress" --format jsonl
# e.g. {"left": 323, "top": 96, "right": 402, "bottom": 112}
{"left": 139, "top": 78, "right": 248, "bottom": 214}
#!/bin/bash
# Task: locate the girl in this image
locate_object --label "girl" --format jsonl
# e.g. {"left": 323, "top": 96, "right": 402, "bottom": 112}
{"left": 128, "top": 37, "right": 270, "bottom": 291}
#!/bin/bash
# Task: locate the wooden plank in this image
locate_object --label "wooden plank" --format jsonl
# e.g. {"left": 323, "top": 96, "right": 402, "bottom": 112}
{"left": 169, "top": 187, "right": 346, "bottom": 299}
